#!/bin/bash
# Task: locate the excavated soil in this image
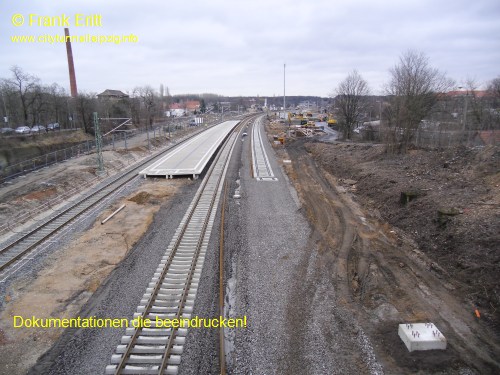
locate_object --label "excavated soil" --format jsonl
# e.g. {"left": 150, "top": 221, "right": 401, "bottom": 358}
{"left": 0, "top": 130, "right": 197, "bottom": 374}
{"left": 305, "top": 142, "right": 499, "bottom": 327}
{"left": 282, "top": 136, "right": 499, "bottom": 374}
{"left": 0, "top": 119, "right": 498, "bottom": 374}
{"left": 0, "top": 149, "right": 151, "bottom": 235}
{"left": 0, "top": 179, "right": 187, "bottom": 374}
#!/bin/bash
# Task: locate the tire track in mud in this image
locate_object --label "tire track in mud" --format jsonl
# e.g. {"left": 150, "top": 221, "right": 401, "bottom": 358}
{"left": 295, "top": 149, "right": 356, "bottom": 299}
{"left": 281, "top": 145, "right": 375, "bottom": 374}
{"left": 283, "top": 140, "right": 500, "bottom": 374}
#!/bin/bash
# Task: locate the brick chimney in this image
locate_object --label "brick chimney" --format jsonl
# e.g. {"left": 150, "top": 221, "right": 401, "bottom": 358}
{"left": 64, "top": 28, "right": 78, "bottom": 97}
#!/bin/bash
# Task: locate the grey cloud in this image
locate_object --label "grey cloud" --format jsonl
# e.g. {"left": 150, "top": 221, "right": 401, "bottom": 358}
{"left": 1, "top": 0, "right": 499, "bottom": 96}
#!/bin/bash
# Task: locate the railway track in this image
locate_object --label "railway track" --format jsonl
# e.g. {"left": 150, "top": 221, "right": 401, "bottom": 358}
{"left": 0, "top": 121, "right": 237, "bottom": 276}
{"left": 105, "top": 116, "right": 250, "bottom": 375}
{"left": 251, "top": 114, "right": 277, "bottom": 181}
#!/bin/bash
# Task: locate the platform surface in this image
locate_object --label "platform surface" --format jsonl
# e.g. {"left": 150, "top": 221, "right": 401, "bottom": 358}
{"left": 139, "top": 120, "right": 239, "bottom": 177}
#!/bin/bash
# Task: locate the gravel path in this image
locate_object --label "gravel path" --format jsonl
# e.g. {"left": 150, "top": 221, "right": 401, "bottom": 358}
{"left": 229, "top": 126, "right": 310, "bottom": 373}
{"left": 228, "top": 119, "right": 380, "bottom": 374}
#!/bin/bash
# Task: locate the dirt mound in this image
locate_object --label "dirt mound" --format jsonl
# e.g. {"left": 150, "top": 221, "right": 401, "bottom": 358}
{"left": 281, "top": 137, "right": 500, "bottom": 373}
{"left": 304, "top": 141, "right": 500, "bottom": 332}
{"left": 128, "top": 191, "right": 152, "bottom": 204}
{"left": 116, "top": 146, "right": 145, "bottom": 153}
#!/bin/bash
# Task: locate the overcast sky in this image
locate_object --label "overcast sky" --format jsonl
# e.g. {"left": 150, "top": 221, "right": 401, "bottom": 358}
{"left": 1, "top": 0, "right": 499, "bottom": 97}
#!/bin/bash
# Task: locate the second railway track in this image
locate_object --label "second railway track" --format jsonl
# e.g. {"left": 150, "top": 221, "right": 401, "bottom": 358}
{"left": 0, "top": 120, "right": 243, "bottom": 276}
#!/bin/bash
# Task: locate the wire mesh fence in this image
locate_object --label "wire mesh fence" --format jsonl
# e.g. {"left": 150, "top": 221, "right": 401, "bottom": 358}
{"left": 0, "top": 114, "right": 235, "bottom": 184}
{"left": 361, "top": 127, "right": 499, "bottom": 149}
{"left": 1, "top": 123, "right": 176, "bottom": 184}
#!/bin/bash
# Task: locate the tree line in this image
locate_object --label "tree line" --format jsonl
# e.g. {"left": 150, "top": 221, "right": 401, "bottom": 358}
{"left": 0, "top": 67, "right": 207, "bottom": 134}
{"left": 333, "top": 50, "right": 500, "bottom": 152}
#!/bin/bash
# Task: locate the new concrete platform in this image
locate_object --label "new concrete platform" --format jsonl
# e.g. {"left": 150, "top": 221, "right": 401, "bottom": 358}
{"left": 398, "top": 323, "right": 447, "bottom": 352}
{"left": 139, "top": 120, "right": 239, "bottom": 178}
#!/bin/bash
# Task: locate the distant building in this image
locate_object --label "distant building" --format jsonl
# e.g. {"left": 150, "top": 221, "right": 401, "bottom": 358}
{"left": 168, "top": 101, "right": 201, "bottom": 116}
{"left": 475, "top": 130, "right": 500, "bottom": 146}
{"left": 97, "top": 89, "right": 129, "bottom": 100}
{"left": 169, "top": 103, "right": 186, "bottom": 117}
{"left": 96, "top": 90, "right": 130, "bottom": 118}
{"left": 185, "top": 100, "right": 200, "bottom": 112}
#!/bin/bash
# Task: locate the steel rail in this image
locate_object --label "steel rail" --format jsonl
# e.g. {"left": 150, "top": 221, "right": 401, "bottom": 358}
{"left": 251, "top": 115, "right": 277, "bottom": 181}
{"left": 0, "top": 121, "right": 236, "bottom": 274}
{"left": 113, "top": 137, "right": 224, "bottom": 374}
{"left": 107, "top": 115, "right": 256, "bottom": 375}
{"left": 219, "top": 181, "right": 228, "bottom": 375}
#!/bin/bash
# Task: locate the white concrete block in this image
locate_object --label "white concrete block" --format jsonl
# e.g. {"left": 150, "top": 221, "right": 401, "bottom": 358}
{"left": 398, "top": 323, "right": 447, "bottom": 352}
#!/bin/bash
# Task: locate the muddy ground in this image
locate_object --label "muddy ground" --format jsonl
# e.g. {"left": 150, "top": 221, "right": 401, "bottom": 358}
{"left": 304, "top": 141, "right": 499, "bottom": 325}
{"left": 267, "top": 117, "right": 499, "bottom": 373}
{"left": 0, "top": 118, "right": 498, "bottom": 374}
{"left": 0, "top": 149, "right": 147, "bottom": 237}
{"left": 0, "top": 131, "right": 195, "bottom": 374}
{"left": 0, "top": 178, "right": 187, "bottom": 374}
{"left": 0, "top": 125, "right": 197, "bottom": 235}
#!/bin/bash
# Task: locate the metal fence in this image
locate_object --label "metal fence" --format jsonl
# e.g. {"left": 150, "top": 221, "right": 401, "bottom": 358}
{"left": 0, "top": 114, "right": 235, "bottom": 184}
{"left": 361, "top": 127, "right": 499, "bottom": 149}
{"left": 1, "top": 123, "right": 179, "bottom": 184}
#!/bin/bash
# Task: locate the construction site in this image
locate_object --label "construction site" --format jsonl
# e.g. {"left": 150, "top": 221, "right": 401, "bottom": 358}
{"left": 1, "top": 2, "right": 499, "bottom": 373}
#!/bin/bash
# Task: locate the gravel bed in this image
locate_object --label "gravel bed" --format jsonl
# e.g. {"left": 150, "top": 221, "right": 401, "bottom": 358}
{"left": 20, "top": 119, "right": 384, "bottom": 374}
{"left": 230, "top": 126, "right": 311, "bottom": 373}
{"left": 178, "top": 131, "right": 247, "bottom": 374}
{"left": 28, "top": 178, "right": 200, "bottom": 375}
{"left": 228, "top": 121, "right": 381, "bottom": 374}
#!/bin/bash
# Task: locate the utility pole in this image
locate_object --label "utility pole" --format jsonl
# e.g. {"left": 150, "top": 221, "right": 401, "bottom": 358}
{"left": 283, "top": 63, "right": 286, "bottom": 112}
{"left": 93, "top": 112, "right": 105, "bottom": 174}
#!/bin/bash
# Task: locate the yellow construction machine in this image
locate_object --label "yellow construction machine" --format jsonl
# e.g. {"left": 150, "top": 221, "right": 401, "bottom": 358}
{"left": 327, "top": 116, "right": 337, "bottom": 126}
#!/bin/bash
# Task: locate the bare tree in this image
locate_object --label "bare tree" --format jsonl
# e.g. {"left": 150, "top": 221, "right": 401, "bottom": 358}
{"left": 133, "top": 86, "right": 157, "bottom": 128}
{"left": 1, "top": 70, "right": 71, "bottom": 128}
{"left": 5, "top": 66, "right": 40, "bottom": 124}
{"left": 30, "top": 85, "right": 47, "bottom": 126}
{"left": 487, "top": 77, "right": 500, "bottom": 131}
{"left": 464, "top": 78, "right": 487, "bottom": 130}
{"left": 0, "top": 81, "right": 18, "bottom": 126}
{"left": 386, "top": 51, "right": 453, "bottom": 152}
{"left": 488, "top": 77, "right": 500, "bottom": 98}
{"left": 47, "top": 83, "right": 67, "bottom": 125}
{"left": 333, "top": 70, "right": 370, "bottom": 139}
{"left": 165, "top": 86, "right": 172, "bottom": 112}
{"left": 75, "top": 93, "right": 97, "bottom": 133}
